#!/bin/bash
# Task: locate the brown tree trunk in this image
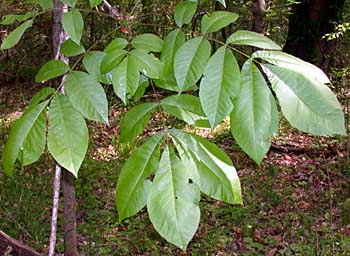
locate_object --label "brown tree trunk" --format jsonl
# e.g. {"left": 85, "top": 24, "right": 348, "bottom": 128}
{"left": 283, "top": 0, "right": 345, "bottom": 69}
{"left": 52, "top": 1, "right": 78, "bottom": 255}
{"left": 62, "top": 170, "right": 78, "bottom": 256}
{"left": 252, "top": 0, "right": 266, "bottom": 34}
{"left": 0, "top": 230, "right": 41, "bottom": 256}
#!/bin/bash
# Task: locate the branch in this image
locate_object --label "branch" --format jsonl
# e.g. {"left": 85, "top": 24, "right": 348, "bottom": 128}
{"left": 49, "top": 1, "right": 70, "bottom": 255}
{"left": 0, "top": 230, "right": 40, "bottom": 256}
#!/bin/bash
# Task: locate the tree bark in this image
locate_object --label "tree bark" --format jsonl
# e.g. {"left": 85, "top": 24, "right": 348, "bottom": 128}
{"left": 252, "top": 0, "right": 266, "bottom": 34}
{"left": 53, "top": 0, "right": 69, "bottom": 62}
{"left": 52, "top": 1, "right": 78, "bottom": 255}
{"left": 283, "top": 0, "right": 345, "bottom": 69}
{"left": 62, "top": 170, "right": 78, "bottom": 256}
{"left": 0, "top": 230, "right": 41, "bottom": 256}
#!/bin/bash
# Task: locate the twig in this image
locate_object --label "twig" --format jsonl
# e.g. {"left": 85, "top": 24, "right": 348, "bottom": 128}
{"left": 49, "top": 1, "right": 69, "bottom": 255}
{"left": 102, "top": 0, "right": 112, "bottom": 10}
{"left": 0, "top": 230, "right": 40, "bottom": 256}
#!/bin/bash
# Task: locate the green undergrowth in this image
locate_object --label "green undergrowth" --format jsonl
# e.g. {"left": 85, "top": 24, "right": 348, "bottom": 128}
{"left": 1, "top": 92, "right": 350, "bottom": 255}
{"left": 1, "top": 148, "right": 350, "bottom": 255}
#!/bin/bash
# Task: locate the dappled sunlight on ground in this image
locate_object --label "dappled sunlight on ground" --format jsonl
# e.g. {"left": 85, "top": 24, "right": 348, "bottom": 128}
{"left": 1, "top": 85, "right": 350, "bottom": 255}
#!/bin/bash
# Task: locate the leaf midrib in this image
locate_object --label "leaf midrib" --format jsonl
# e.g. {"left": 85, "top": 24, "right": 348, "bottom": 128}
{"left": 56, "top": 97, "right": 75, "bottom": 171}
{"left": 204, "top": 12, "right": 234, "bottom": 32}
{"left": 4, "top": 102, "right": 47, "bottom": 172}
{"left": 181, "top": 37, "right": 204, "bottom": 89}
{"left": 71, "top": 74, "right": 105, "bottom": 122}
{"left": 211, "top": 48, "right": 226, "bottom": 127}
{"left": 119, "top": 135, "right": 162, "bottom": 216}
{"left": 268, "top": 67, "right": 327, "bottom": 118}
{"left": 249, "top": 62, "right": 258, "bottom": 158}
{"left": 167, "top": 151, "right": 186, "bottom": 248}
{"left": 173, "top": 132, "right": 234, "bottom": 201}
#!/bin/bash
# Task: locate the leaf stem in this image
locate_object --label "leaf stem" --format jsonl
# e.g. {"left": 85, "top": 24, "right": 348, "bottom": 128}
{"left": 207, "top": 36, "right": 251, "bottom": 59}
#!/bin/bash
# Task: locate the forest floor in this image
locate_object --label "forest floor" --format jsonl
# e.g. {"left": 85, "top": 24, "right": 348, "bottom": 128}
{"left": 0, "top": 83, "right": 350, "bottom": 255}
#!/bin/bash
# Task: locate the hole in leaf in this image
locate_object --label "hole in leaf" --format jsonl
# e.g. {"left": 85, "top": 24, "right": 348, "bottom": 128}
{"left": 149, "top": 175, "right": 155, "bottom": 182}
{"left": 188, "top": 178, "right": 193, "bottom": 184}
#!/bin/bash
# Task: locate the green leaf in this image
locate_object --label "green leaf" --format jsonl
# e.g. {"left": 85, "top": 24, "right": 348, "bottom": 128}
{"left": 155, "top": 76, "right": 180, "bottom": 92}
{"left": 61, "top": 0, "right": 76, "bottom": 7}
{"left": 262, "top": 64, "right": 345, "bottom": 135}
{"left": 28, "top": 87, "right": 55, "bottom": 108}
{"left": 134, "top": 75, "right": 149, "bottom": 102}
{"left": 160, "top": 94, "right": 207, "bottom": 125}
{"left": 185, "top": 131, "right": 233, "bottom": 165}
{"left": 48, "top": 94, "right": 88, "bottom": 177}
{"left": 2, "top": 100, "right": 48, "bottom": 175}
{"left": 147, "top": 145, "right": 200, "bottom": 251}
{"left": 1, "top": 20, "right": 33, "bottom": 50}
{"left": 35, "top": 60, "right": 69, "bottom": 82}
{"left": 62, "top": 8, "right": 83, "bottom": 44}
{"left": 111, "top": 55, "right": 139, "bottom": 104}
{"left": 201, "top": 11, "right": 238, "bottom": 33}
{"left": 60, "top": 39, "right": 85, "bottom": 57}
{"left": 174, "top": 1, "right": 197, "bottom": 27}
{"left": 100, "top": 49, "right": 127, "bottom": 74}
{"left": 89, "top": 0, "right": 102, "bottom": 8}
{"left": 83, "top": 51, "right": 110, "bottom": 84}
{"left": 171, "top": 138, "right": 200, "bottom": 184}
{"left": 116, "top": 133, "right": 164, "bottom": 221}
{"left": 230, "top": 60, "right": 275, "bottom": 164}
{"left": 18, "top": 110, "right": 46, "bottom": 167}
{"left": 269, "top": 94, "right": 279, "bottom": 136}
{"left": 120, "top": 102, "right": 158, "bottom": 142}
{"left": 160, "top": 29, "right": 185, "bottom": 77}
{"left": 156, "top": 29, "right": 185, "bottom": 91}
{"left": 252, "top": 51, "right": 330, "bottom": 84}
{"left": 104, "top": 38, "right": 128, "bottom": 53}
{"left": 174, "top": 36, "right": 211, "bottom": 91}
{"left": 131, "top": 49, "right": 163, "bottom": 79}
{"left": 0, "top": 11, "right": 37, "bottom": 25}
{"left": 64, "top": 71, "right": 109, "bottom": 124}
{"left": 199, "top": 46, "right": 240, "bottom": 129}
{"left": 227, "top": 30, "right": 281, "bottom": 50}
{"left": 169, "top": 129, "right": 242, "bottom": 204}
{"left": 131, "top": 34, "right": 163, "bottom": 53}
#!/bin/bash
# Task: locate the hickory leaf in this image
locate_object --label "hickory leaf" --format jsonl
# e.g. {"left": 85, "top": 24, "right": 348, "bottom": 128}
{"left": 116, "top": 133, "right": 164, "bottom": 221}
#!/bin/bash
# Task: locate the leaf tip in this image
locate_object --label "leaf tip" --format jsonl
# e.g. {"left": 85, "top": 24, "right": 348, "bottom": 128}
{"left": 179, "top": 244, "right": 188, "bottom": 252}
{"left": 117, "top": 210, "right": 127, "bottom": 223}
